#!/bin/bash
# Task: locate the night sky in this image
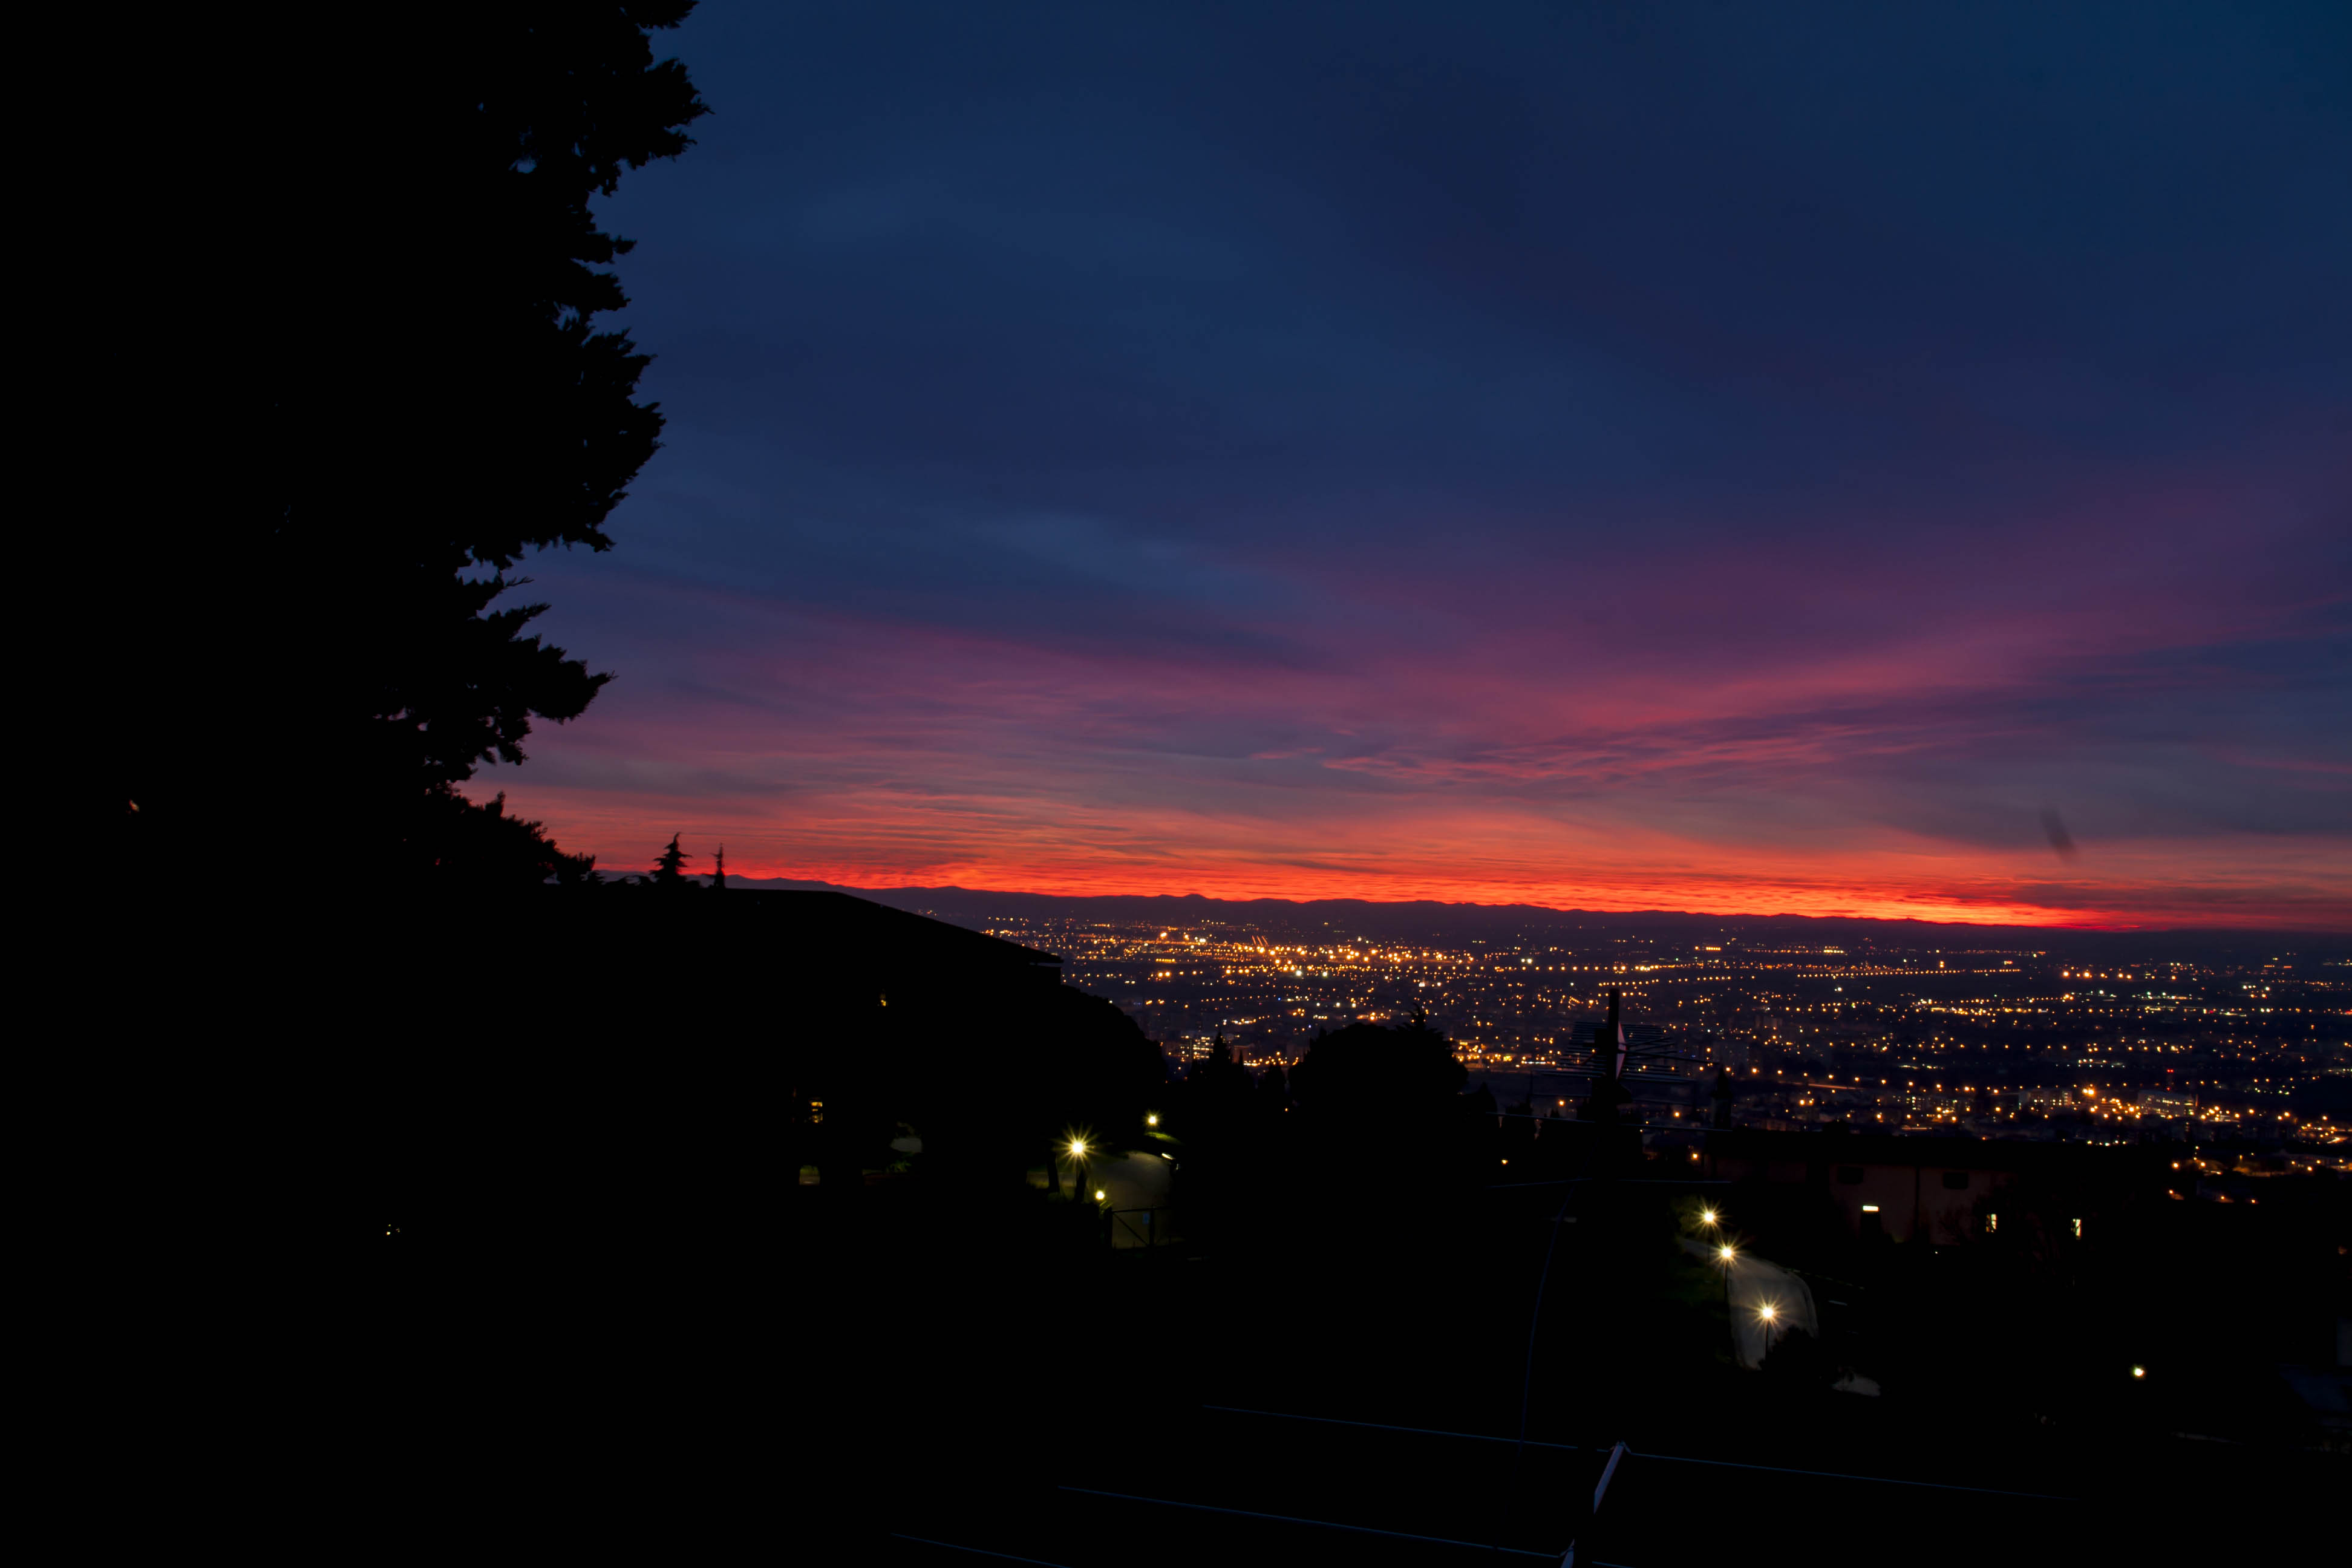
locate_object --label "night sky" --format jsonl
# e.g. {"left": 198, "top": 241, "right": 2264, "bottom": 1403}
{"left": 489, "top": 1, "right": 2350, "bottom": 927}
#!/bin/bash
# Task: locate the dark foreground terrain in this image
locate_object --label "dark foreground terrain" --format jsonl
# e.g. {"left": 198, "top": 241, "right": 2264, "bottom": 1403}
{"left": 376, "top": 1174, "right": 2339, "bottom": 1566}
{"left": 829, "top": 1185, "right": 2339, "bottom": 1566}
{"left": 358, "top": 895, "right": 2342, "bottom": 1563}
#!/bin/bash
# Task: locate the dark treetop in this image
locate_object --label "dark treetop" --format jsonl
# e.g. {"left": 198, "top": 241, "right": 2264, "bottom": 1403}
{"left": 93, "top": 5, "right": 707, "bottom": 884}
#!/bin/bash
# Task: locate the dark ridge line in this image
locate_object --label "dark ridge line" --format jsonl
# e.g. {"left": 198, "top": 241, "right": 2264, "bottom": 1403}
{"left": 691, "top": 878, "right": 2347, "bottom": 943}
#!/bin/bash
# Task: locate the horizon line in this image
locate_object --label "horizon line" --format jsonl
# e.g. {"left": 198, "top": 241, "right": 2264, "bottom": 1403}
{"left": 677, "top": 874, "right": 2348, "bottom": 939}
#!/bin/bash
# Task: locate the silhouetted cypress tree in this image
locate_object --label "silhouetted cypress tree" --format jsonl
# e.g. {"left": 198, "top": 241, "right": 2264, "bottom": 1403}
{"left": 649, "top": 834, "right": 694, "bottom": 888}
{"left": 96, "top": 6, "right": 709, "bottom": 884}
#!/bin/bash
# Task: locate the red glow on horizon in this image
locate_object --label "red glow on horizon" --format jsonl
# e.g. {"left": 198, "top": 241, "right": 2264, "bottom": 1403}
{"left": 483, "top": 522, "right": 2352, "bottom": 936}
{"left": 724, "top": 861, "right": 2094, "bottom": 927}
{"left": 498, "top": 777, "right": 2348, "bottom": 931}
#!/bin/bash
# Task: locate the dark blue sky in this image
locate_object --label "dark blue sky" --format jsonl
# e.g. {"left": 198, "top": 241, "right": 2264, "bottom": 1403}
{"left": 503, "top": 1, "right": 2351, "bottom": 926}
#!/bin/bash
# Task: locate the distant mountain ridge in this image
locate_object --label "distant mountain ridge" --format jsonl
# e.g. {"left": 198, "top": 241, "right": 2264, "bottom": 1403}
{"left": 670, "top": 877, "right": 2342, "bottom": 957}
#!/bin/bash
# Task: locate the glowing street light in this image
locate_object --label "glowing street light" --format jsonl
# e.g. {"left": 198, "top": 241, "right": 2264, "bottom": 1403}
{"left": 1700, "top": 1208, "right": 1719, "bottom": 1227}
{"left": 1145, "top": 1114, "right": 1159, "bottom": 1128}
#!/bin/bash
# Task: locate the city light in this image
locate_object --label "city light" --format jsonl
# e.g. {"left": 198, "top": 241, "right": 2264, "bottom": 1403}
{"left": 1068, "top": 1140, "right": 1088, "bottom": 1157}
{"left": 985, "top": 913, "right": 2336, "bottom": 1168}
{"left": 1700, "top": 1209, "right": 1718, "bottom": 1226}
{"left": 1757, "top": 1303, "right": 1777, "bottom": 1322}
{"left": 1718, "top": 1245, "right": 1736, "bottom": 1263}
{"left": 2131, "top": 1365, "right": 2146, "bottom": 1379}
{"left": 1145, "top": 1114, "right": 1159, "bottom": 1126}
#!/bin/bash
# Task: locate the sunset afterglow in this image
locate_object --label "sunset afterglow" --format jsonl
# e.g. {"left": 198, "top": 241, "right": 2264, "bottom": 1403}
{"left": 465, "top": 5, "right": 2346, "bottom": 932}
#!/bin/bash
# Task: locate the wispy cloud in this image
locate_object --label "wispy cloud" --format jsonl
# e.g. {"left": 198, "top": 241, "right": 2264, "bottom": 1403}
{"left": 483, "top": 2, "right": 2352, "bottom": 929}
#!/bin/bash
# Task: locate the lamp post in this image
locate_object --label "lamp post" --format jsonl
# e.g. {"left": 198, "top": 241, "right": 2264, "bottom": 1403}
{"left": 1756, "top": 1301, "right": 1780, "bottom": 1363}
{"left": 1067, "top": 1138, "right": 1089, "bottom": 1204}
{"left": 1699, "top": 1209, "right": 1725, "bottom": 1313}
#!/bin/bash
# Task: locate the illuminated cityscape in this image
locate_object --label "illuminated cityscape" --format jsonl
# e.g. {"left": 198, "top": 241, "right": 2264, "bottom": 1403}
{"left": 928, "top": 903, "right": 2350, "bottom": 1164}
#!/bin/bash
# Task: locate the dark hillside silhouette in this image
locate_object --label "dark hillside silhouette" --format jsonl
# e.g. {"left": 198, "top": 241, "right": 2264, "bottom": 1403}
{"left": 98, "top": 7, "right": 707, "bottom": 883}
{"left": 382, "top": 888, "right": 1168, "bottom": 1237}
